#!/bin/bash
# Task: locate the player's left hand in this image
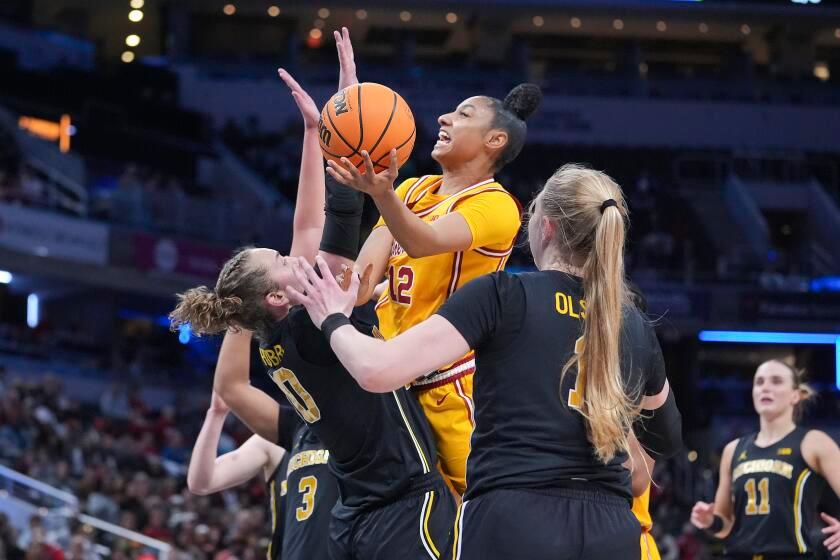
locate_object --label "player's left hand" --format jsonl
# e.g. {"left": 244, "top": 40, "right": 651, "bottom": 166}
{"left": 821, "top": 512, "right": 840, "bottom": 557}
{"left": 326, "top": 149, "right": 398, "bottom": 199}
{"left": 335, "top": 27, "right": 358, "bottom": 91}
{"left": 287, "top": 255, "right": 359, "bottom": 328}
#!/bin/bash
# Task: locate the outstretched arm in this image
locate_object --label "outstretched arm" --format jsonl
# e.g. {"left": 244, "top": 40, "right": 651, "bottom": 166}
{"left": 212, "top": 329, "right": 281, "bottom": 443}
{"left": 327, "top": 151, "right": 475, "bottom": 258}
{"left": 187, "top": 393, "right": 284, "bottom": 495}
{"left": 280, "top": 69, "right": 326, "bottom": 264}
{"left": 287, "top": 256, "right": 469, "bottom": 391}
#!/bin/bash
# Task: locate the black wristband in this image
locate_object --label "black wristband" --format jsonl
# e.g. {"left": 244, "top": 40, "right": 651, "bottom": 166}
{"left": 707, "top": 514, "right": 724, "bottom": 535}
{"left": 321, "top": 313, "right": 351, "bottom": 341}
{"left": 319, "top": 176, "right": 365, "bottom": 260}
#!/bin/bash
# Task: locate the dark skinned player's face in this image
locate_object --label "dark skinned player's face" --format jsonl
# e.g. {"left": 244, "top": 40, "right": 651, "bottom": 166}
{"left": 432, "top": 96, "right": 497, "bottom": 168}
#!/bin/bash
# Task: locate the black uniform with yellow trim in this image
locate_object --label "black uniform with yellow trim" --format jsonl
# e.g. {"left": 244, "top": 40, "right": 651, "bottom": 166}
{"left": 267, "top": 450, "right": 289, "bottom": 560}
{"left": 725, "top": 427, "right": 827, "bottom": 560}
{"left": 273, "top": 405, "right": 339, "bottom": 560}
{"left": 436, "top": 270, "right": 673, "bottom": 560}
{"left": 259, "top": 305, "right": 455, "bottom": 560}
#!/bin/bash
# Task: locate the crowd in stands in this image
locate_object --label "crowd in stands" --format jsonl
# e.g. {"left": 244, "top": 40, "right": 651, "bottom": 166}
{"left": 0, "top": 357, "right": 748, "bottom": 559}
{"left": 0, "top": 365, "right": 273, "bottom": 559}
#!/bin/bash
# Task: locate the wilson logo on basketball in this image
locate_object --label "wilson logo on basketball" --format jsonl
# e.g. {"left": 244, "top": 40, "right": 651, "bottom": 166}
{"left": 332, "top": 90, "right": 350, "bottom": 116}
{"left": 318, "top": 117, "right": 332, "bottom": 147}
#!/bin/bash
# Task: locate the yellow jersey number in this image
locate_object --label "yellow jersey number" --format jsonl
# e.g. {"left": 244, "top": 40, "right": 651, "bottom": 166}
{"left": 270, "top": 367, "right": 321, "bottom": 423}
{"left": 567, "top": 337, "right": 586, "bottom": 409}
{"left": 296, "top": 475, "right": 318, "bottom": 521}
{"left": 744, "top": 477, "right": 770, "bottom": 515}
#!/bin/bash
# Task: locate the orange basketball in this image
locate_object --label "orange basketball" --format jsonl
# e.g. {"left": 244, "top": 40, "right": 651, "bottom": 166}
{"left": 319, "top": 82, "right": 416, "bottom": 173}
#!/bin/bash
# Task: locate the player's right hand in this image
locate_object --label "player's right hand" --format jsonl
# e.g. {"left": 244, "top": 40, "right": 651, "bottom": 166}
{"left": 278, "top": 68, "right": 320, "bottom": 131}
{"left": 335, "top": 27, "right": 358, "bottom": 91}
{"left": 690, "top": 501, "right": 715, "bottom": 529}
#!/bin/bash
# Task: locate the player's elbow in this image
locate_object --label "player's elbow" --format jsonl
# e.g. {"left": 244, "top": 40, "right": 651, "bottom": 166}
{"left": 355, "top": 362, "right": 395, "bottom": 393}
{"left": 186, "top": 475, "right": 213, "bottom": 496}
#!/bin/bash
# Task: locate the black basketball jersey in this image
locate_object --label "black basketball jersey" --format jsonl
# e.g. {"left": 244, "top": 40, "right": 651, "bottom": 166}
{"left": 436, "top": 270, "right": 667, "bottom": 501}
{"left": 275, "top": 407, "right": 339, "bottom": 560}
{"left": 726, "top": 427, "right": 827, "bottom": 557}
{"left": 267, "top": 450, "right": 289, "bottom": 560}
{"left": 258, "top": 305, "right": 440, "bottom": 517}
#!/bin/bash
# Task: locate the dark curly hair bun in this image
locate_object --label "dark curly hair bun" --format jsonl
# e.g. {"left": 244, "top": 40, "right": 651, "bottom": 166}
{"left": 503, "top": 83, "right": 542, "bottom": 121}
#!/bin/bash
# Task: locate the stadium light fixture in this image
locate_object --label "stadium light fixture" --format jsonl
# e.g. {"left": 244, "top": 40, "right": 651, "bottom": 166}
{"left": 130, "top": 0, "right": 144, "bottom": 8}
{"left": 267, "top": 6, "right": 280, "bottom": 17}
{"left": 126, "top": 34, "right": 141, "bottom": 47}
{"left": 318, "top": 8, "right": 330, "bottom": 19}
{"left": 27, "top": 294, "right": 39, "bottom": 328}
{"left": 128, "top": 9, "right": 143, "bottom": 22}
{"left": 121, "top": 51, "right": 135, "bottom": 63}
{"left": 446, "top": 12, "right": 458, "bottom": 24}
{"left": 0, "top": 270, "right": 12, "bottom": 284}
{"left": 570, "top": 17, "right": 581, "bottom": 29}
{"left": 698, "top": 330, "right": 840, "bottom": 390}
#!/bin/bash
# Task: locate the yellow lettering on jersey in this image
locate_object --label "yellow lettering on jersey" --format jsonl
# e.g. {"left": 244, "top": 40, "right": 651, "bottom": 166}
{"left": 280, "top": 480, "right": 288, "bottom": 496}
{"left": 732, "top": 459, "right": 793, "bottom": 482}
{"left": 259, "top": 344, "right": 285, "bottom": 368}
{"left": 738, "top": 451, "right": 748, "bottom": 461}
{"left": 287, "top": 449, "right": 330, "bottom": 477}
{"left": 777, "top": 448, "right": 792, "bottom": 456}
{"left": 554, "top": 292, "right": 586, "bottom": 320}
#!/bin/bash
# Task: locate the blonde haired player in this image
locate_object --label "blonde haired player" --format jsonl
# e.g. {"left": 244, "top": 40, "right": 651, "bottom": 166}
{"left": 327, "top": 45, "right": 541, "bottom": 493}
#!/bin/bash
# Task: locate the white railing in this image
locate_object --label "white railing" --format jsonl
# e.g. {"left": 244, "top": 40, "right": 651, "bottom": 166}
{"left": 0, "top": 464, "right": 172, "bottom": 558}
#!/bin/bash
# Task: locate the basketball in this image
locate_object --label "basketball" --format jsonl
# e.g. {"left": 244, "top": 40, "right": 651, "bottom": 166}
{"left": 318, "top": 82, "right": 416, "bottom": 173}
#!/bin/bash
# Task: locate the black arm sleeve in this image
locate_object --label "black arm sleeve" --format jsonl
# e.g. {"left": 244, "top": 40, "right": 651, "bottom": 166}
{"left": 436, "top": 272, "right": 525, "bottom": 352}
{"left": 319, "top": 175, "right": 365, "bottom": 260}
{"left": 634, "top": 390, "right": 683, "bottom": 460}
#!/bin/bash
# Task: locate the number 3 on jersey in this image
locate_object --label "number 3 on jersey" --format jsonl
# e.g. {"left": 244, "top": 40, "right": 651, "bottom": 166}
{"left": 388, "top": 265, "right": 414, "bottom": 305}
{"left": 568, "top": 337, "right": 586, "bottom": 409}
{"left": 296, "top": 475, "right": 318, "bottom": 521}
{"left": 270, "top": 368, "right": 321, "bottom": 423}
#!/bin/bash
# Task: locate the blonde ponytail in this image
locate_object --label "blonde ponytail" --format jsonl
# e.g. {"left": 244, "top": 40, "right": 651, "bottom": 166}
{"left": 542, "top": 164, "right": 638, "bottom": 463}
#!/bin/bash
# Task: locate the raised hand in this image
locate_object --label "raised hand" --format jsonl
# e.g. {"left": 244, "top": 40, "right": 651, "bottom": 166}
{"left": 326, "top": 149, "right": 398, "bottom": 198}
{"left": 287, "top": 256, "right": 360, "bottom": 328}
{"left": 690, "top": 501, "right": 715, "bottom": 530}
{"left": 335, "top": 27, "right": 358, "bottom": 91}
{"left": 821, "top": 512, "right": 840, "bottom": 557}
{"left": 278, "top": 68, "right": 320, "bottom": 130}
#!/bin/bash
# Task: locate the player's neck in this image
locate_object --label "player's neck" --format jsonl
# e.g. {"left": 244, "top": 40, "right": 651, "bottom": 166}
{"left": 756, "top": 414, "right": 796, "bottom": 446}
{"left": 536, "top": 247, "right": 584, "bottom": 277}
{"left": 439, "top": 166, "right": 494, "bottom": 196}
